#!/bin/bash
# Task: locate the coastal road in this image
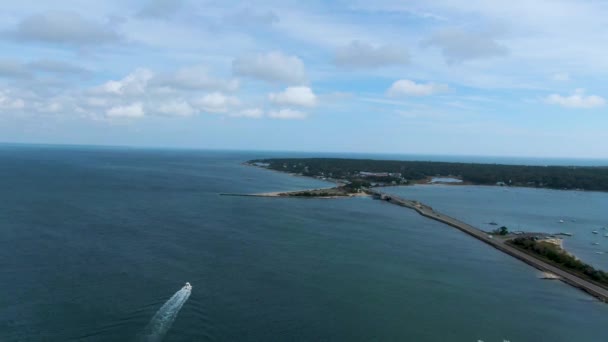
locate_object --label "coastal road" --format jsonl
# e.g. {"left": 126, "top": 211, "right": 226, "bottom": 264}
{"left": 369, "top": 190, "right": 608, "bottom": 302}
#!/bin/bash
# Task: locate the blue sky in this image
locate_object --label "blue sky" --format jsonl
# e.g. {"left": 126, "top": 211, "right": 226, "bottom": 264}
{"left": 1, "top": 0, "right": 607, "bottom": 157}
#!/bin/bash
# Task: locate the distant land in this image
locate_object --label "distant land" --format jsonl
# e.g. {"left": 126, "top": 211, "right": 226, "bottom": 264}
{"left": 247, "top": 158, "right": 608, "bottom": 192}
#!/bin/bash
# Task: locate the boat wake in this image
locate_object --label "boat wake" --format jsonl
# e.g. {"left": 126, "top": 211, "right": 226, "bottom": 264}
{"left": 138, "top": 282, "right": 192, "bottom": 342}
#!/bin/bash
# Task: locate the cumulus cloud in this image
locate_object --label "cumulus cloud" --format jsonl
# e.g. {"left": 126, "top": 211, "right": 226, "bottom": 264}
{"left": 0, "top": 90, "right": 25, "bottom": 110}
{"left": 387, "top": 79, "right": 448, "bottom": 97}
{"left": 269, "top": 86, "right": 317, "bottom": 107}
{"left": 193, "top": 93, "right": 240, "bottom": 113}
{"left": 552, "top": 73, "right": 570, "bottom": 82}
{"left": 106, "top": 103, "right": 144, "bottom": 118}
{"left": 268, "top": 108, "right": 307, "bottom": 120}
{"left": 225, "top": 8, "right": 279, "bottom": 27}
{"left": 37, "top": 101, "right": 63, "bottom": 113}
{"left": 545, "top": 89, "right": 605, "bottom": 109}
{"left": 9, "top": 11, "right": 121, "bottom": 45}
{"left": 96, "top": 68, "right": 154, "bottom": 96}
{"left": 422, "top": 28, "right": 508, "bottom": 64}
{"left": 80, "top": 68, "right": 252, "bottom": 119}
{"left": 157, "top": 100, "right": 196, "bottom": 117}
{"left": 232, "top": 108, "right": 264, "bottom": 118}
{"left": 334, "top": 40, "right": 410, "bottom": 68}
{"left": 156, "top": 66, "right": 239, "bottom": 92}
{"left": 233, "top": 51, "right": 307, "bottom": 84}
{"left": 137, "top": 0, "right": 184, "bottom": 19}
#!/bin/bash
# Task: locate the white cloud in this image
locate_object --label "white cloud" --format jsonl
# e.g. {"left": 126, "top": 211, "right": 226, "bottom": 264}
{"left": 157, "top": 66, "right": 239, "bottom": 92}
{"left": 269, "top": 86, "right": 317, "bottom": 107}
{"left": 10, "top": 11, "right": 121, "bottom": 45}
{"left": 387, "top": 80, "right": 449, "bottom": 97}
{"left": 193, "top": 93, "right": 240, "bottom": 113}
{"left": 422, "top": 28, "right": 508, "bottom": 64}
{"left": 96, "top": 68, "right": 154, "bottom": 96}
{"left": 334, "top": 40, "right": 409, "bottom": 68}
{"left": 0, "top": 90, "right": 25, "bottom": 110}
{"left": 106, "top": 103, "right": 145, "bottom": 118}
{"left": 157, "top": 100, "right": 195, "bottom": 117}
{"left": 233, "top": 51, "right": 307, "bottom": 84}
{"left": 552, "top": 73, "right": 570, "bottom": 82}
{"left": 232, "top": 108, "right": 264, "bottom": 118}
{"left": 545, "top": 89, "right": 605, "bottom": 109}
{"left": 83, "top": 68, "right": 249, "bottom": 119}
{"left": 268, "top": 108, "right": 307, "bottom": 120}
{"left": 39, "top": 101, "right": 63, "bottom": 113}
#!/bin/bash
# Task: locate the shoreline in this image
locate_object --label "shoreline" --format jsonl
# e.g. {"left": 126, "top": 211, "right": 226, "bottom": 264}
{"left": 243, "top": 162, "right": 341, "bottom": 186}
{"left": 241, "top": 162, "right": 608, "bottom": 302}
{"left": 245, "top": 159, "right": 608, "bottom": 193}
{"left": 221, "top": 188, "right": 370, "bottom": 199}
{"left": 367, "top": 189, "right": 608, "bottom": 302}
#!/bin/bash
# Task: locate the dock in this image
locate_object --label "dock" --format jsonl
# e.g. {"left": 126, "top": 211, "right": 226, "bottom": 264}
{"left": 367, "top": 189, "right": 608, "bottom": 302}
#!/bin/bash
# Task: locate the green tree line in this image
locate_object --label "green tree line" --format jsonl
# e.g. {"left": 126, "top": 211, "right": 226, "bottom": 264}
{"left": 249, "top": 158, "right": 608, "bottom": 191}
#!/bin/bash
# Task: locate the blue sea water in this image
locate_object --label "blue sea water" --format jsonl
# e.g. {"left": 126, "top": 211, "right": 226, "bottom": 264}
{"left": 383, "top": 185, "right": 608, "bottom": 270}
{"left": 1, "top": 145, "right": 607, "bottom": 341}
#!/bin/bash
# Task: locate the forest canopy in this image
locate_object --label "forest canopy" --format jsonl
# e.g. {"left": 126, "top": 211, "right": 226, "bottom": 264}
{"left": 248, "top": 158, "right": 608, "bottom": 191}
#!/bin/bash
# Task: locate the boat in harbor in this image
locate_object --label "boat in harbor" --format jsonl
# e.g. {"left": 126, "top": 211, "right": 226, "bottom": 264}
{"left": 593, "top": 231, "right": 599, "bottom": 234}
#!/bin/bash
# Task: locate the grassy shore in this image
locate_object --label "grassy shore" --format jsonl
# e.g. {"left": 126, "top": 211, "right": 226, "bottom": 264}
{"left": 507, "top": 237, "right": 608, "bottom": 289}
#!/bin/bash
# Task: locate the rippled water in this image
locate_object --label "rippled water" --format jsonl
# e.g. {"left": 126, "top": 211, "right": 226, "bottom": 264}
{"left": 1, "top": 146, "right": 607, "bottom": 341}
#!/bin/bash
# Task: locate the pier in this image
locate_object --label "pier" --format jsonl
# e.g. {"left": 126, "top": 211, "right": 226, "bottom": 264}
{"left": 368, "top": 190, "right": 608, "bottom": 302}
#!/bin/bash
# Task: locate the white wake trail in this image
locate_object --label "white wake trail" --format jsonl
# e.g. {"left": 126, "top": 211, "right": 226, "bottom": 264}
{"left": 138, "top": 283, "right": 192, "bottom": 342}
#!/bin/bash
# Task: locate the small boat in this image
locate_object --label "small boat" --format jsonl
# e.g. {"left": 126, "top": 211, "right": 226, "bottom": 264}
{"left": 592, "top": 231, "right": 599, "bottom": 234}
{"left": 184, "top": 282, "right": 192, "bottom": 290}
{"left": 540, "top": 272, "right": 560, "bottom": 280}
{"left": 592, "top": 242, "right": 599, "bottom": 245}
{"left": 560, "top": 232, "right": 573, "bottom": 236}
{"left": 488, "top": 221, "right": 498, "bottom": 226}
{"left": 558, "top": 219, "right": 564, "bottom": 223}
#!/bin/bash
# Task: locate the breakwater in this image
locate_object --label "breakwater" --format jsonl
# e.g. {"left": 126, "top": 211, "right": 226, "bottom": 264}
{"left": 367, "top": 190, "right": 608, "bottom": 302}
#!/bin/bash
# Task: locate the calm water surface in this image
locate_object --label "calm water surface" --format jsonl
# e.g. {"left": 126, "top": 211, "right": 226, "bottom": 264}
{"left": 384, "top": 185, "right": 608, "bottom": 270}
{"left": 1, "top": 146, "right": 607, "bottom": 341}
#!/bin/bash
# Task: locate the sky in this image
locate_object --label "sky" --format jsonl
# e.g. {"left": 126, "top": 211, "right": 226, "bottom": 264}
{"left": 1, "top": 0, "right": 607, "bottom": 158}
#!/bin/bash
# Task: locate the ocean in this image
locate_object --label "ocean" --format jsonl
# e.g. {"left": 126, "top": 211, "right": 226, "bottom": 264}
{"left": 1, "top": 145, "right": 607, "bottom": 341}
